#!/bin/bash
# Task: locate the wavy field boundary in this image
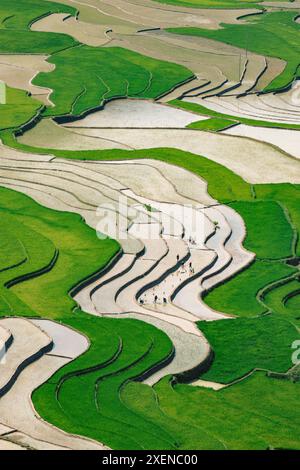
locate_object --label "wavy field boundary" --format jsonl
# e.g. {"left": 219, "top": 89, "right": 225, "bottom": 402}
{"left": 0, "top": 0, "right": 299, "bottom": 452}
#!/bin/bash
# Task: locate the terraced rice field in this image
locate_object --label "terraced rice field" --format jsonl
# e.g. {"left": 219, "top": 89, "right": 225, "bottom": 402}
{"left": 33, "top": 46, "right": 193, "bottom": 118}
{"left": 0, "top": 0, "right": 299, "bottom": 453}
{"left": 167, "top": 10, "right": 300, "bottom": 92}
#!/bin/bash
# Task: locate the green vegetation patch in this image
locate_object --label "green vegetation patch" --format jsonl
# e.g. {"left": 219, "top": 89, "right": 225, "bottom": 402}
{"left": 33, "top": 46, "right": 193, "bottom": 118}
{"left": 230, "top": 200, "right": 294, "bottom": 260}
{"left": 0, "top": 0, "right": 77, "bottom": 54}
{"left": 151, "top": 373, "right": 300, "bottom": 449}
{"left": 167, "top": 11, "right": 300, "bottom": 92}
{"left": 186, "top": 117, "right": 236, "bottom": 131}
{"left": 204, "top": 260, "right": 297, "bottom": 317}
{"left": 0, "top": 0, "right": 76, "bottom": 30}
{"left": 0, "top": 87, "right": 42, "bottom": 131}
{"left": 0, "top": 29, "right": 77, "bottom": 54}
{"left": 198, "top": 315, "right": 297, "bottom": 383}
{"left": 154, "top": 0, "right": 270, "bottom": 9}
{"left": 255, "top": 184, "right": 300, "bottom": 256}
{"left": 121, "top": 372, "right": 300, "bottom": 449}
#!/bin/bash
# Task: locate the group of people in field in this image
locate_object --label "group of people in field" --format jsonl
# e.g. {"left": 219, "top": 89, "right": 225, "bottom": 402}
{"left": 139, "top": 255, "right": 195, "bottom": 307}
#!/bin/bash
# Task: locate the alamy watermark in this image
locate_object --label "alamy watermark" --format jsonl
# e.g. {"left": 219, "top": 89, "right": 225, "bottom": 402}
{"left": 0, "top": 339, "right": 7, "bottom": 365}
{"left": 95, "top": 195, "right": 205, "bottom": 244}
{"left": 291, "top": 340, "right": 300, "bottom": 366}
{"left": 291, "top": 79, "right": 300, "bottom": 106}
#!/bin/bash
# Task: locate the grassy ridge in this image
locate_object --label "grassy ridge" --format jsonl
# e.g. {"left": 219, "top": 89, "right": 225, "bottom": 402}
{"left": 154, "top": 0, "right": 270, "bottom": 8}
{"left": 169, "top": 99, "right": 300, "bottom": 130}
{"left": 167, "top": 11, "right": 300, "bottom": 92}
{"left": 186, "top": 117, "right": 236, "bottom": 131}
